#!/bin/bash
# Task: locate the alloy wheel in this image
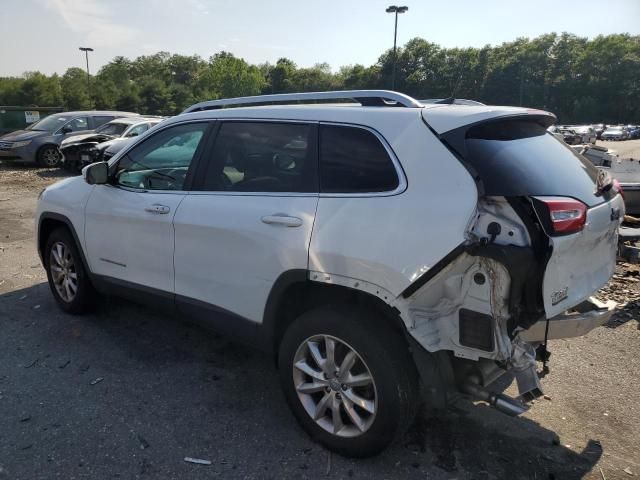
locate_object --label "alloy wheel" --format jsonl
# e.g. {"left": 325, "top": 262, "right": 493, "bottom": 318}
{"left": 292, "top": 334, "right": 377, "bottom": 438}
{"left": 49, "top": 241, "right": 78, "bottom": 302}
{"left": 41, "top": 147, "right": 61, "bottom": 167}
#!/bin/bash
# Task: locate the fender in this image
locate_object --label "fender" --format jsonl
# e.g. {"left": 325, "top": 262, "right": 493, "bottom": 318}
{"left": 37, "top": 212, "right": 90, "bottom": 273}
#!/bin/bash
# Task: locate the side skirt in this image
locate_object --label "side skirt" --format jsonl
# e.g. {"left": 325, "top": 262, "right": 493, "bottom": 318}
{"left": 90, "top": 274, "right": 271, "bottom": 353}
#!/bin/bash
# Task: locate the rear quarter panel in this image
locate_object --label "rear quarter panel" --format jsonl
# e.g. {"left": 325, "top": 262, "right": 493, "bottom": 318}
{"left": 309, "top": 114, "right": 478, "bottom": 297}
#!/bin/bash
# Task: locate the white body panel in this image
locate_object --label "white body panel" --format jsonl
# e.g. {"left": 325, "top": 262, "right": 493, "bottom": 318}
{"left": 173, "top": 193, "right": 317, "bottom": 322}
{"left": 84, "top": 185, "right": 185, "bottom": 293}
{"left": 309, "top": 118, "right": 477, "bottom": 297}
{"left": 541, "top": 194, "right": 624, "bottom": 318}
{"left": 35, "top": 176, "right": 94, "bottom": 252}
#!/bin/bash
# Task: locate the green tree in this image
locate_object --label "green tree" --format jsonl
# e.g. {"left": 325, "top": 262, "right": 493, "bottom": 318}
{"left": 199, "top": 52, "right": 266, "bottom": 99}
{"left": 61, "top": 67, "right": 91, "bottom": 109}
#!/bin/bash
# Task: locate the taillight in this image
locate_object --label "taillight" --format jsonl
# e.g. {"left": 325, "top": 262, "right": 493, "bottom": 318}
{"left": 533, "top": 197, "right": 587, "bottom": 236}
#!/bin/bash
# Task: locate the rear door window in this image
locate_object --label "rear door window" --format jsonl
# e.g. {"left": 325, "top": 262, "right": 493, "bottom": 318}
{"left": 319, "top": 125, "right": 399, "bottom": 193}
{"left": 464, "top": 120, "right": 611, "bottom": 207}
{"left": 92, "top": 116, "right": 115, "bottom": 128}
{"left": 201, "top": 121, "right": 316, "bottom": 193}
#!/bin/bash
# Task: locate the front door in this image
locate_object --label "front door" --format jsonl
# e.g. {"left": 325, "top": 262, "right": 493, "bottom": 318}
{"left": 84, "top": 121, "right": 211, "bottom": 293}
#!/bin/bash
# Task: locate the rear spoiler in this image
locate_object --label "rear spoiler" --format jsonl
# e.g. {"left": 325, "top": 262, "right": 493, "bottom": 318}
{"left": 438, "top": 113, "right": 557, "bottom": 159}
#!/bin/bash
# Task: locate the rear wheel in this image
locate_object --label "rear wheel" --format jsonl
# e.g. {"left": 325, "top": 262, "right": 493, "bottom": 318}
{"left": 44, "top": 227, "right": 96, "bottom": 314}
{"left": 278, "top": 305, "right": 419, "bottom": 457}
{"left": 37, "top": 145, "right": 62, "bottom": 167}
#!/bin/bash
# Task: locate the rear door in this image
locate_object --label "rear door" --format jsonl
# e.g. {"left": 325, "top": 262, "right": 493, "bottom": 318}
{"left": 452, "top": 117, "right": 624, "bottom": 318}
{"left": 173, "top": 120, "right": 318, "bottom": 323}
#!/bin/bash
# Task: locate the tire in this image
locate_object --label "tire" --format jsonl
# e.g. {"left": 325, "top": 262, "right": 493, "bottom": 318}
{"left": 278, "top": 305, "right": 419, "bottom": 457}
{"left": 44, "top": 227, "right": 96, "bottom": 314}
{"left": 37, "top": 145, "right": 62, "bottom": 167}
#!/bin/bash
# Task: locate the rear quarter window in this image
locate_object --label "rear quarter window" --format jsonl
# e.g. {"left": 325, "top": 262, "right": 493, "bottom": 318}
{"left": 319, "top": 125, "right": 399, "bottom": 193}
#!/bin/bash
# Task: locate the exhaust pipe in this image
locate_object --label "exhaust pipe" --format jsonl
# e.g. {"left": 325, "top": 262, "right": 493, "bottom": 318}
{"left": 460, "top": 377, "right": 529, "bottom": 417}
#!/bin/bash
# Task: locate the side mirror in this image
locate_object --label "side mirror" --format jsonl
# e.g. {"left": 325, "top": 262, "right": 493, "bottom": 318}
{"left": 128, "top": 132, "right": 139, "bottom": 137}
{"left": 83, "top": 162, "right": 109, "bottom": 185}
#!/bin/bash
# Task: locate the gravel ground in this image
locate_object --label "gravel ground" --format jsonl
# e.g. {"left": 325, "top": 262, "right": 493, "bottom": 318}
{"left": 1, "top": 158, "right": 639, "bottom": 480}
{"left": 597, "top": 139, "right": 640, "bottom": 160}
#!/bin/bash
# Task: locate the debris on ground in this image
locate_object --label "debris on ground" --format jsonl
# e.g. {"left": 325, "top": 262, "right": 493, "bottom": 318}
{"left": 24, "top": 358, "right": 38, "bottom": 369}
{"left": 137, "top": 434, "right": 150, "bottom": 450}
{"left": 624, "top": 467, "right": 634, "bottom": 476}
{"left": 183, "top": 457, "right": 212, "bottom": 465}
{"left": 89, "top": 377, "right": 104, "bottom": 386}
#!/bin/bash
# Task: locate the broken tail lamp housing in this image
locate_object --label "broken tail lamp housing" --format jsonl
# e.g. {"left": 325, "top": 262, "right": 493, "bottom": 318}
{"left": 532, "top": 197, "right": 587, "bottom": 236}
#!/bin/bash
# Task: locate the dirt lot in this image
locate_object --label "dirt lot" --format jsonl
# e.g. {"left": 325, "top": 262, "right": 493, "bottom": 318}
{"left": 598, "top": 138, "right": 640, "bottom": 160}
{"left": 0, "top": 156, "right": 639, "bottom": 480}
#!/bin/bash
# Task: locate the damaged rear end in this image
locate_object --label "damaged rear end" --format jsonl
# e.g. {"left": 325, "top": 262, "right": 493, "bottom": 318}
{"left": 399, "top": 109, "right": 624, "bottom": 414}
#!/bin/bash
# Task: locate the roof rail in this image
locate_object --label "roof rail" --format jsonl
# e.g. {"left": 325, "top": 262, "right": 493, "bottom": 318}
{"left": 420, "top": 98, "right": 486, "bottom": 106}
{"left": 182, "top": 90, "right": 423, "bottom": 113}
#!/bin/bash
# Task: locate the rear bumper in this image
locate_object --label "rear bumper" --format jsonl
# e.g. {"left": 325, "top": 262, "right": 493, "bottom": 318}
{"left": 519, "top": 297, "right": 615, "bottom": 342}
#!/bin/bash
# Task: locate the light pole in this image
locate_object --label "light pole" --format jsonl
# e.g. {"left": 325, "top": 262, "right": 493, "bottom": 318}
{"left": 385, "top": 5, "right": 408, "bottom": 90}
{"left": 79, "top": 47, "right": 94, "bottom": 108}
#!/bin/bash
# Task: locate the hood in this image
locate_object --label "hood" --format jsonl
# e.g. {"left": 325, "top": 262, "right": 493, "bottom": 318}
{"left": 96, "top": 137, "right": 127, "bottom": 152}
{"left": 60, "top": 133, "right": 117, "bottom": 147}
{"left": 105, "top": 138, "right": 134, "bottom": 155}
{"left": 421, "top": 104, "right": 556, "bottom": 134}
{"left": 0, "top": 129, "right": 47, "bottom": 141}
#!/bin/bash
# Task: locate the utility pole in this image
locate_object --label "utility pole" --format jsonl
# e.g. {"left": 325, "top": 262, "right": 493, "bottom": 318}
{"left": 386, "top": 5, "right": 408, "bottom": 91}
{"left": 79, "top": 47, "right": 94, "bottom": 109}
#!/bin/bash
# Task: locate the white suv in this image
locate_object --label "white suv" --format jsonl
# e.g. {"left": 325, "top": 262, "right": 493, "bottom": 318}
{"left": 36, "top": 90, "right": 623, "bottom": 457}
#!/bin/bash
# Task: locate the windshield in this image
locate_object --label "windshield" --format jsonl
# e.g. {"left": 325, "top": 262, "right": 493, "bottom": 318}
{"left": 27, "top": 114, "right": 69, "bottom": 132}
{"left": 96, "top": 122, "right": 129, "bottom": 136}
{"left": 606, "top": 128, "right": 623, "bottom": 133}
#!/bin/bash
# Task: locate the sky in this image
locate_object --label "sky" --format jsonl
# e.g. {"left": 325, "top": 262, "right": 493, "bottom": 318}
{"left": 1, "top": 0, "right": 639, "bottom": 77}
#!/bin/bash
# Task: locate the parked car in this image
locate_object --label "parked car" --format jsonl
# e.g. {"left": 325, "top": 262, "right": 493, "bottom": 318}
{"left": 60, "top": 117, "right": 163, "bottom": 171}
{"left": 593, "top": 124, "right": 606, "bottom": 140}
{"left": 35, "top": 90, "right": 623, "bottom": 457}
{"left": 572, "top": 125, "right": 597, "bottom": 144}
{"left": 601, "top": 126, "right": 629, "bottom": 141}
{"left": 626, "top": 125, "right": 640, "bottom": 139}
{"left": 547, "top": 125, "right": 566, "bottom": 142}
{"left": 557, "top": 127, "right": 582, "bottom": 145}
{"left": 0, "top": 111, "right": 139, "bottom": 167}
{"left": 574, "top": 144, "right": 640, "bottom": 215}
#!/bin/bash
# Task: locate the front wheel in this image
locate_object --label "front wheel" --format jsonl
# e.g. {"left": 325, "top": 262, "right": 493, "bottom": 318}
{"left": 37, "top": 145, "right": 62, "bottom": 167}
{"left": 44, "top": 227, "right": 96, "bottom": 314}
{"left": 278, "top": 306, "right": 419, "bottom": 457}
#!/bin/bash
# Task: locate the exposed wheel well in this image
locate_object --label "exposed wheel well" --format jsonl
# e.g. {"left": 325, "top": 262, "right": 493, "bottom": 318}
{"left": 268, "top": 280, "right": 408, "bottom": 361}
{"left": 38, "top": 218, "right": 70, "bottom": 262}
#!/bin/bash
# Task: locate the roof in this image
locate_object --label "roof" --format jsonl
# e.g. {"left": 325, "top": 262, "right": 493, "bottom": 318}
{"left": 108, "top": 116, "right": 160, "bottom": 125}
{"left": 177, "top": 90, "right": 555, "bottom": 135}
{"left": 47, "top": 111, "right": 139, "bottom": 117}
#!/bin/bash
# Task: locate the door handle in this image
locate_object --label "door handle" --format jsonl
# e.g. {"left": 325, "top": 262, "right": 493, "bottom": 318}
{"left": 144, "top": 204, "right": 170, "bottom": 214}
{"left": 261, "top": 214, "right": 303, "bottom": 227}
